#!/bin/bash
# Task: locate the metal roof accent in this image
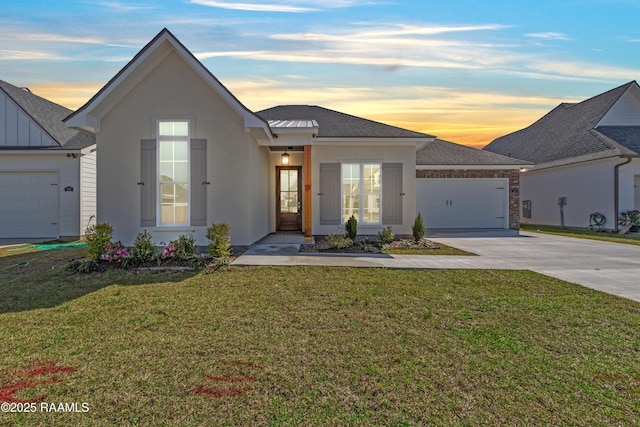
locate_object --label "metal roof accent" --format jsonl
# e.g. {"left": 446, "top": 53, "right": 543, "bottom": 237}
{"left": 268, "top": 120, "right": 319, "bottom": 129}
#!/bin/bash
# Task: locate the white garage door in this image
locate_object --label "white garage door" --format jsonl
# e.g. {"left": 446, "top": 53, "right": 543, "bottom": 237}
{"left": 0, "top": 172, "right": 59, "bottom": 238}
{"left": 417, "top": 178, "right": 508, "bottom": 229}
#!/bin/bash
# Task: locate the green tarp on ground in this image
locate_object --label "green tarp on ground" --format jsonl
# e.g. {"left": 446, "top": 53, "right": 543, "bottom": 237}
{"left": 8, "top": 243, "right": 88, "bottom": 252}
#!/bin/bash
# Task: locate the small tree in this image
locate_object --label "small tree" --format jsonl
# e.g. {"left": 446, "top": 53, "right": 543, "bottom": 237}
{"left": 412, "top": 213, "right": 426, "bottom": 242}
{"left": 133, "top": 230, "right": 157, "bottom": 262}
{"left": 85, "top": 223, "right": 113, "bottom": 260}
{"left": 206, "top": 223, "right": 231, "bottom": 258}
{"left": 345, "top": 215, "right": 358, "bottom": 240}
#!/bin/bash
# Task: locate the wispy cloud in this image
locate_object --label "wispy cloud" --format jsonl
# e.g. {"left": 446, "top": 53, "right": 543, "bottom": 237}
{"left": 0, "top": 49, "right": 68, "bottom": 61}
{"left": 525, "top": 32, "right": 572, "bottom": 40}
{"left": 188, "top": 0, "right": 319, "bottom": 12}
{"left": 85, "top": 1, "right": 157, "bottom": 11}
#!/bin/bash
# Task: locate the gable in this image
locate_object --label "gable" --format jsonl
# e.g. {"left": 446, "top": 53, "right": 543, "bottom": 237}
{"left": 598, "top": 83, "right": 640, "bottom": 126}
{"left": 65, "top": 29, "right": 271, "bottom": 143}
{"left": 0, "top": 89, "right": 57, "bottom": 147}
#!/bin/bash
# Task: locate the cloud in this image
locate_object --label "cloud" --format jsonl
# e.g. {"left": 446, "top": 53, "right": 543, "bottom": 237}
{"left": 525, "top": 32, "right": 572, "bottom": 40}
{"left": 85, "top": 1, "right": 157, "bottom": 11}
{"left": 0, "top": 50, "right": 68, "bottom": 61}
{"left": 188, "top": 0, "right": 319, "bottom": 12}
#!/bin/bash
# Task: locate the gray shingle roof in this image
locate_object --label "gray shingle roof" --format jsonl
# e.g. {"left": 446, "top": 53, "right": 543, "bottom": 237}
{"left": 417, "top": 138, "right": 531, "bottom": 166}
{"left": 0, "top": 79, "right": 95, "bottom": 150}
{"left": 257, "top": 105, "right": 434, "bottom": 139}
{"left": 484, "top": 82, "right": 638, "bottom": 166}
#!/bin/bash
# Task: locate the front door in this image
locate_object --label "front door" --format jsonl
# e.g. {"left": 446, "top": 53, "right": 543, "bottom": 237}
{"left": 276, "top": 166, "right": 302, "bottom": 231}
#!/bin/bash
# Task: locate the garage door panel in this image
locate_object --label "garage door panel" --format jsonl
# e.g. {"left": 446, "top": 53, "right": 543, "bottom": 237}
{"left": 0, "top": 172, "right": 58, "bottom": 238}
{"left": 417, "top": 178, "right": 507, "bottom": 229}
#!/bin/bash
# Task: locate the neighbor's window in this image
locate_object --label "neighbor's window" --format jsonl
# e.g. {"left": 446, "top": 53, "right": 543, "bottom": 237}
{"left": 342, "top": 163, "right": 381, "bottom": 224}
{"left": 158, "top": 121, "right": 189, "bottom": 225}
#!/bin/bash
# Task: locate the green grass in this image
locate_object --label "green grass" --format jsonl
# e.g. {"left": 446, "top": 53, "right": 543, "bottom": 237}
{"left": 522, "top": 224, "right": 640, "bottom": 246}
{"left": 0, "top": 247, "right": 639, "bottom": 425}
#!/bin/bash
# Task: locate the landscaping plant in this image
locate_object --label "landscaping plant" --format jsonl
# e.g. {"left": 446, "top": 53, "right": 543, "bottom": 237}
{"left": 171, "top": 234, "right": 196, "bottom": 261}
{"left": 412, "top": 213, "right": 426, "bottom": 242}
{"left": 345, "top": 214, "right": 358, "bottom": 240}
{"left": 377, "top": 226, "right": 394, "bottom": 245}
{"left": 206, "top": 223, "right": 231, "bottom": 258}
{"left": 133, "top": 230, "right": 157, "bottom": 262}
{"left": 85, "top": 223, "right": 113, "bottom": 260}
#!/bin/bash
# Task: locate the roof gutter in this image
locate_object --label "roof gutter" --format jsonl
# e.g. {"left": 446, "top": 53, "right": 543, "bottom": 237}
{"left": 614, "top": 156, "right": 634, "bottom": 232}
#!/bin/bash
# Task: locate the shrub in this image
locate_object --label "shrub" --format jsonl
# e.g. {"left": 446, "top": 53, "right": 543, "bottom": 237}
{"left": 85, "top": 223, "right": 113, "bottom": 260}
{"left": 171, "top": 234, "right": 196, "bottom": 261}
{"left": 325, "top": 233, "right": 353, "bottom": 249}
{"left": 618, "top": 210, "right": 640, "bottom": 226}
{"left": 101, "top": 241, "right": 129, "bottom": 262}
{"left": 412, "top": 213, "right": 426, "bottom": 242}
{"left": 345, "top": 215, "right": 358, "bottom": 240}
{"left": 377, "top": 226, "right": 394, "bottom": 245}
{"left": 66, "top": 259, "right": 99, "bottom": 273}
{"left": 206, "top": 223, "right": 231, "bottom": 258}
{"left": 133, "top": 230, "right": 157, "bottom": 262}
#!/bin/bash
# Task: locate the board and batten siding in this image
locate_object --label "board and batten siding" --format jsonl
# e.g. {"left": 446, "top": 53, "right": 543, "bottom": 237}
{"left": 0, "top": 89, "right": 57, "bottom": 147}
{"left": 80, "top": 148, "right": 97, "bottom": 234}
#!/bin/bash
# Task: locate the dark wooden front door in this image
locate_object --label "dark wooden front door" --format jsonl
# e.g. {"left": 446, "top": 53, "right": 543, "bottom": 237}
{"left": 276, "top": 166, "right": 302, "bottom": 231}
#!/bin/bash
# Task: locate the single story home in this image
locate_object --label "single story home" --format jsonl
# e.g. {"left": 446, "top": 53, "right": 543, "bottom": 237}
{"left": 63, "top": 28, "right": 524, "bottom": 246}
{"left": 0, "top": 80, "right": 96, "bottom": 240}
{"left": 485, "top": 81, "right": 640, "bottom": 230}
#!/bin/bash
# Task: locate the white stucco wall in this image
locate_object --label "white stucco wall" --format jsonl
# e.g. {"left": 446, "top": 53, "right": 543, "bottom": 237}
{"left": 97, "top": 51, "right": 269, "bottom": 246}
{"left": 312, "top": 143, "right": 417, "bottom": 236}
{"left": 0, "top": 153, "right": 82, "bottom": 238}
{"left": 520, "top": 157, "right": 640, "bottom": 229}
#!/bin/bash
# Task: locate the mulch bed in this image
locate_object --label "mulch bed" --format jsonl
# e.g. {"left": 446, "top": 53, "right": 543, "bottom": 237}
{"left": 299, "top": 238, "right": 440, "bottom": 254}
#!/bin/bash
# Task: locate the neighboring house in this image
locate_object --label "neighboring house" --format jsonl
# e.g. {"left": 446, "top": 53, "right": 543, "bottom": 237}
{"left": 415, "top": 138, "right": 530, "bottom": 229}
{"left": 485, "top": 81, "right": 640, "bottom": 230}
{"left": 0, "top": 80, "right": 96, "bottom": 240}
{"left": 63, "top": 28, "right": 524, "bottom": 246}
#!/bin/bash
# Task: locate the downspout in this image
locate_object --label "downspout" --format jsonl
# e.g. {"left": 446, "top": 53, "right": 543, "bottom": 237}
{"left": 614, "top": 156, "right": 633, "bottom": 232}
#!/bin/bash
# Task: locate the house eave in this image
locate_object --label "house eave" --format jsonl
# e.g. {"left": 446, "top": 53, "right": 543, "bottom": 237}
{"left": 416, "top": 164, "right": 530, "bottom": 170}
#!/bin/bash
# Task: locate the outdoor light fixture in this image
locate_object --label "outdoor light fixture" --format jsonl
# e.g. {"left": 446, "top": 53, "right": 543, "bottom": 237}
{"left": 281, "top": 152, "right": 289, "bottom": 165}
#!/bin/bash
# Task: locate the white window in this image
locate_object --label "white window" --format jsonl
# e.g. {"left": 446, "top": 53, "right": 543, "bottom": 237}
{"left": 342, "top": 163, "right": 381, "bottom": 224}
{"left": 158, "top": 121, "right": 189, "bottom": 225}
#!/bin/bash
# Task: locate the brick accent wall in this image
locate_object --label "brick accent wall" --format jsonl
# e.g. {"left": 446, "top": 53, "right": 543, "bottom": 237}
{"left": 415, "top": 169, "right": 520, "bottom": 229}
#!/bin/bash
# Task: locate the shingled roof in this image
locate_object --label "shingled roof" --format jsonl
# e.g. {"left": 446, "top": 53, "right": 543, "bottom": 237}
{"left": 257, "top": 105, "right": 434, "bottom": 139}
{"left": 484, "top": 81, "right": 640, "bottom": 167}
{"left": 0, "top": 79, "right": 95, "bottom": 150}
{"left": 417, "top": 138, "right": 530, "bottom": 166}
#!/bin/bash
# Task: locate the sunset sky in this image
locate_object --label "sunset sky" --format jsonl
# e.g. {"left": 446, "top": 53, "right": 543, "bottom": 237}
{"left": 2, "top": 0, "right": 640, "bottom": 148}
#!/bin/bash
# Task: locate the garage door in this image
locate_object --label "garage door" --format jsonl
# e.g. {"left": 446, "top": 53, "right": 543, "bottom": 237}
{"left": 0, "top": 172, "right": 58, "bottom": 238}
{"left": 416, "top": 178, "right": 507, "bottom": 229}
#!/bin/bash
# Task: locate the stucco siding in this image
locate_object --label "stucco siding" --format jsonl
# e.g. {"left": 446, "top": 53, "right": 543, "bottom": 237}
{"left": 311, "top": 144, "right": 416, "bottom": 236}
{"left": 97, "top": 50, "right": 268, "bottom": 246}
{"left": 0, "top": 153, "right": 81, "bottom": 238}
{"left": 520, "top": 158, "right": 617, "bottom": 228}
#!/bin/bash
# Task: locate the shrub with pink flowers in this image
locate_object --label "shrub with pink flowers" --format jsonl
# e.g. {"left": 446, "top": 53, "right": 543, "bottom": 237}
{"left": 101, "top": 241, "right": 129, "bottom": 262}
{"left": 162, "top": 243, "right": 176, "bottom": 258}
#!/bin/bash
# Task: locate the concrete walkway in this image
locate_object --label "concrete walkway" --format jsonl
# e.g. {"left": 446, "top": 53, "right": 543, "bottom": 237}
{"left": 233, "top": 231, "right": 640, "bottom": 303}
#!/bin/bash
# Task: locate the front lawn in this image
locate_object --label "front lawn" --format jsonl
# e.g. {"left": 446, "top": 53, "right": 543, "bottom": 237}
{"left": 0, "top": 249, "right": 638, "bottom": 425}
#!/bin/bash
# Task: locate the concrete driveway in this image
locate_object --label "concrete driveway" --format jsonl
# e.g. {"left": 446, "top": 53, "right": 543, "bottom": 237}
{"left": 429, "top": 231, "right": 640, "bottom": 302}
{"left": 234, "top": 231, "right": 640, "bottom": 303}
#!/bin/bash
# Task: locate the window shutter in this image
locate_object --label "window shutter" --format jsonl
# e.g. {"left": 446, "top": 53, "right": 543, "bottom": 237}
{"left": 140, "top": 139, "right": 156, "bottom": 227}
{"left": 382, "top": 163, "right": 403, "bottom": 225}
{"left": 190, "top": 139, "right": 207, "bottom": 226}
{"left": 319, "top": 163, "right": 341, "bottom": 225}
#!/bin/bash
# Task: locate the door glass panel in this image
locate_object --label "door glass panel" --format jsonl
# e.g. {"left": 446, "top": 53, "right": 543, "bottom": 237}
{"left": 280, "top": 169, "right": 299, "bottom": 213}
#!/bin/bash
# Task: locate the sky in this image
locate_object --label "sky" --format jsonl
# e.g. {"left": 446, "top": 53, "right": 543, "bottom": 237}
{"left": 2, "top": 0, "right": 640, "bottom": 148}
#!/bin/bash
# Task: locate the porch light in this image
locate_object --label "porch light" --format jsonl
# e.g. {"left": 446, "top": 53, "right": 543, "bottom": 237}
{"left": 281, "top": 152, "right": 290, "bottom": 165}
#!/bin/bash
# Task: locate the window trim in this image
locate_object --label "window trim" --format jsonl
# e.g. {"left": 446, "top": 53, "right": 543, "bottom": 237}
{"left": 156, "top": 120, "right": 191, "bottom": 227}
{"left": 341, "top": 162, "right": 382, "bottom": 225}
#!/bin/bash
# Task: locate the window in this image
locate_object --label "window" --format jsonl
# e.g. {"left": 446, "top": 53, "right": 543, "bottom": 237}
{"left": 158, "top": 121, "right": 189, "bottom": 225}
{"left": 342, "top": 163, "right": 381, "bottom": 224}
